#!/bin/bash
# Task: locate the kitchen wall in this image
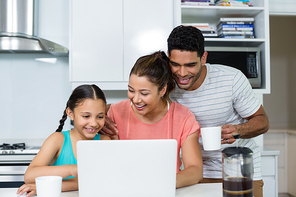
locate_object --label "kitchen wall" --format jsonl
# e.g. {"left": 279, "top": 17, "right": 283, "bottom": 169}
{"left": 0, "top": 0, "right": 72, "bottom": 146}
{"left": 263, "top": 15, "right": 296, "bottom": 130}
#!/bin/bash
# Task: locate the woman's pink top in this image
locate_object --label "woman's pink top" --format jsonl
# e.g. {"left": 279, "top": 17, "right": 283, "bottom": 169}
{"left": 107, "top": 100, "right": 200, "bottom": 172}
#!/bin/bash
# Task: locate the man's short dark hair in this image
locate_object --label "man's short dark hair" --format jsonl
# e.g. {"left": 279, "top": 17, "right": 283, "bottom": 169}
{"left": 167, "top": 25, "right": 205, "bottom": 58}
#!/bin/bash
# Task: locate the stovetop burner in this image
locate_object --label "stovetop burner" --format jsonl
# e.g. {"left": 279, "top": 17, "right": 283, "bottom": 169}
{"left": 0, "top": 143, "right": 40, "bottom": 154}
{"left": 0, "top": 143, "right": 26, "bottom": 150}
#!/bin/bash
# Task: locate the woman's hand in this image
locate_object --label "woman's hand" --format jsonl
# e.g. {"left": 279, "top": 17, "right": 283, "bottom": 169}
{"left": 17, "top": 183, "right": 36, "bottom": 197}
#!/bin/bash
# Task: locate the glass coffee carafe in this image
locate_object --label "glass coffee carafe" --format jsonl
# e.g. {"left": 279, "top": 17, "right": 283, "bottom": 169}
{"left": 222, "top": 147, "right": 254, "bottom": 197}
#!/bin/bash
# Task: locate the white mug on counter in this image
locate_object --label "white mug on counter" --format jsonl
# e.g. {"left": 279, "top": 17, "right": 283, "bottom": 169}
{"left": 35, "top": 176, "right": 62, "bottom": 197}
{"left": 201, "top": 126, "right": 221, "bottom": 151}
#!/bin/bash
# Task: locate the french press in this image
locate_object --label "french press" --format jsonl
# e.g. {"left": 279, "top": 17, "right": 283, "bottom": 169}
{"left": 222, "top": 147, "right": 254, "bottom": 197}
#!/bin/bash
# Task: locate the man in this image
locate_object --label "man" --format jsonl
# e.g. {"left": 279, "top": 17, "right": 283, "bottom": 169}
{"left": 167, "top": 25, "right": 269, "bottom": 197}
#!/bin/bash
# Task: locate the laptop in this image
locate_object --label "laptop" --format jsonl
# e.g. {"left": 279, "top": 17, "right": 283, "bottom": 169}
{"left": 77, "top": 139, "right": 177, "bottom": 197}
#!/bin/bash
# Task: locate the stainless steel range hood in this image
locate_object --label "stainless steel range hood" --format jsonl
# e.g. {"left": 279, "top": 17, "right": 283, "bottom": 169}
{"left": 0, "top": 0, "right": 68, "bottom": 56}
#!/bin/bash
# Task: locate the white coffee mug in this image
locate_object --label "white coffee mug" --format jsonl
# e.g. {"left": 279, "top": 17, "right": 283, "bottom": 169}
{"left": 35, "top": 176, "right": 62, "bottom": 197}
{"left": 201, "top": 126, "right": 221, "bottom": 151}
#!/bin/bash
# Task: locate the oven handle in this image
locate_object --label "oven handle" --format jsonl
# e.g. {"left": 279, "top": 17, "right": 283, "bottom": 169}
{"left": 0, "top": 175, "right": 24, "bottom": 182}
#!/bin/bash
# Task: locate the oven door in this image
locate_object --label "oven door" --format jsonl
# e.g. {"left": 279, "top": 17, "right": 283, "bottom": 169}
{"left": 0, "top": 154, "right": 34, "bottom": 188}
{"left": 0, "top": 162, "right": 30, "bottom": 188}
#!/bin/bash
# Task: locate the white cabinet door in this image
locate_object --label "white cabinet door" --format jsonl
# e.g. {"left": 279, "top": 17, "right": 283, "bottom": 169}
{"left": 123, "top": 0, "right": 175, "bottom": 81}
{"left": 261, "top": 149, "right": 280, "bottom": 197}
{"left": 70, "top": 0, "right": 176, "bottom": 88}
{"left": 70, "top": 0, "right": 123, "bottom": 82}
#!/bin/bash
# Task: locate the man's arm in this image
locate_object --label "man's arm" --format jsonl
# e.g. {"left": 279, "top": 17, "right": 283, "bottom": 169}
{"left": 221, "top": 105, "right": 269, "bottom": 144}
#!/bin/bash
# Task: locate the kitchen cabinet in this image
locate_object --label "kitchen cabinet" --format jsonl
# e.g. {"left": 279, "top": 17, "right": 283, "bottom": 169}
{"left": 179, "top": 0, "right": 270, "bottom": 94}
{"left": 261, "top": 147, "right": 280, "bottom": 197}
{"left": 269, "top": 0, "right": 296, "bottom": 15}
{"left": 264, "top": 129, "right": 296, "bottom": 195}
{"left": 264, "top": 130, "right": 287, "bottom": 193}
{"left": 70, "top": 0, "right": 178, "bottom": 90}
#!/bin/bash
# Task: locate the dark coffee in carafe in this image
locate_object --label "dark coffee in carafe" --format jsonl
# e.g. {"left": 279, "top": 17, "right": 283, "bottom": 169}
{"left": 222, "top": 147, "right": 254, "bottom": 197}
{"left": 223, "top": 177, "right": 253, "bottom": 197}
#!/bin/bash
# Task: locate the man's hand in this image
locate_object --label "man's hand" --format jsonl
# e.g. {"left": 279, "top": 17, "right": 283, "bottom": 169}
{"left": 221, "top": 105, "right": 269, "bottom": 144}
{"left": 221, "top": 124, "right": 238, "bottom": 144}
{"left": 100, "top": 116, "right": 118, "bottom": 137}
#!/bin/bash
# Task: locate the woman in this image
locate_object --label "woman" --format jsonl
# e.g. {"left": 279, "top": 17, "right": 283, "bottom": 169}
{"left": 106, "top": 51, "right": 203, "bottom": 188}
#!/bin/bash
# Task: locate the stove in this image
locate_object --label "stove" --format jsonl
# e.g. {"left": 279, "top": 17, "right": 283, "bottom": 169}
{"left": 0, "top": 143, "right": 40, "bottom": 188}
{"left": 0, "top": 143, "right": 40, "bottom": 155}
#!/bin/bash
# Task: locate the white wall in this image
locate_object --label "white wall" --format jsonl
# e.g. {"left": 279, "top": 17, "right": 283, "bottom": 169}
{"left": 263, "top": 16, "right": 296, "bottom": 129}
{"left": 0, "top": 0, "right": 71, "bottom": 146}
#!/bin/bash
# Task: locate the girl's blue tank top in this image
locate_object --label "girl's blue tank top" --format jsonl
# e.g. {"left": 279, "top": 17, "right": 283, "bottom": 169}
{"left": 51, "top": 130, "right": 100, "bottom": 179}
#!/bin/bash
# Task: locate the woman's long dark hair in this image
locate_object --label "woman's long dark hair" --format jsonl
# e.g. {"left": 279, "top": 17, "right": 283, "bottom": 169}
{"left": 55, "top": 84, "right": 106, "bottom": 132}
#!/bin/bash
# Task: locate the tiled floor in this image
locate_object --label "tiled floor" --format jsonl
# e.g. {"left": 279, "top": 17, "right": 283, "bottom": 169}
{"left": 279, "top": 193, "right": 295, "bottom": 197}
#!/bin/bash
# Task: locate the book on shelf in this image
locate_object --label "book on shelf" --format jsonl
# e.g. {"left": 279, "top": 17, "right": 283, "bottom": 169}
{"left": 203, "top": 33, "right": 218, "bottom": 38}
{"left": 198, "top": 26, "right": 215, "bottom": 31}
{"left": 218, "top": 28, "right": 254, "bottom": 32}
{"left": 218, "top": 30, "right": 254, "bottom": 38}
{"left": 218, "top": 24, "right": 254, "bottom": 28}
{"left": 184, "top": 23, "right": 210, "bottom": 27}
{"left": 215, "top": 0, "right": 251, "bottom": 2}
{"left": 184, "top": 23, "right": 217, "bottom": 37}
{"left": 217, "top": 24, "right": 254, "bottom": 31}
{"left": 181, "top": 0, "right": 214, "bottom": 6}
{"left": 215, "top": 0, "right": 251, "bottom": 7}
{"left": 181, "top": 2, "right": 211, "bottom": 6}
{"left": 219, "top": 35, "right": 254, "bottom": 38}
{"left": 219, "top": 17, "right": 254, "bottom": 22}
{"left": 182, "top": 0, "right": 211, "bottom": 2}
{"left": 218, "top": 21, "right": 254, "bottom": 25}
{"left": 218, "top": 31, "right": 254, "bottom": 35}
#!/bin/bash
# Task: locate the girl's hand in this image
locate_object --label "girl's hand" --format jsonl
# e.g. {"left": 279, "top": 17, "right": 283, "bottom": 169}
{"left": 17, "top": 183, "right": 36, "bottom": 197}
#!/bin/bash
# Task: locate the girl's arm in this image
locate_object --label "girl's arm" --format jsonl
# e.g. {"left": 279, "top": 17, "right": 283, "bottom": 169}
{"left": 176, "top": 131, "right": 203, "bottom": 188}
{"left": 17, "top": 177, "right": 79, "bottom": 197}
{"left": 24, "top": 132, "right": 76, "bottom": 183}
{"left": 62, "top": 177, "right": 79, "bottom": 191}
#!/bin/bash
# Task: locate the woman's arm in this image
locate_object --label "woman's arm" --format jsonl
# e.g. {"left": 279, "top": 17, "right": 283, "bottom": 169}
{"left": 24, "top": 132, "right": 76, "bottom": 183}
{"left": 176, "top": 131, "right": 203, "bottom": 188}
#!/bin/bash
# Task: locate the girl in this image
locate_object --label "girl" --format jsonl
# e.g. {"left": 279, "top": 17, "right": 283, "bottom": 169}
{"left": 17, "top": 84, "right": 110, "bottom": 197}
{"left": 106, "top": 51, "right": 203, "bottom": 188}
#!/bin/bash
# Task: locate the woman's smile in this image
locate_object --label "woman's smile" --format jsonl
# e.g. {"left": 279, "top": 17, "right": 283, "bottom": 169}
{"left": 134, "top": 103, "right": 147, "bottom": 110}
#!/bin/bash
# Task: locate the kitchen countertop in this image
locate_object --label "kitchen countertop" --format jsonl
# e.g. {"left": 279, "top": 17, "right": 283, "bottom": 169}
{"left": 260, "top": 146, "right": 280, "bottom": 156}
{"left": 1, "top": 183, "right": 223, "bottom": 197}
{"left": 267, "top": 129, "right": 296, "bottom": 135}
